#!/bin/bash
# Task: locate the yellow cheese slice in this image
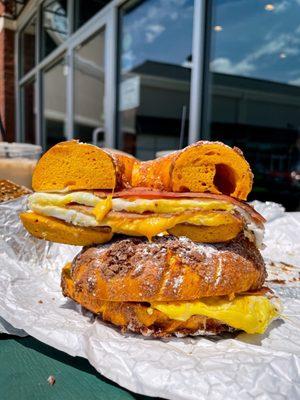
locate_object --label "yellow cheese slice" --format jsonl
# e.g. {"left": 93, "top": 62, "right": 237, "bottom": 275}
{"left": 151, "top": 295, "right": 279, "bottom": 334}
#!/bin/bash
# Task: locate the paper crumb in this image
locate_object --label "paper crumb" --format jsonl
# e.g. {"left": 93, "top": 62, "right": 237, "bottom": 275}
{"left": 47, "top": 375, "right": 56, "bottom": 386}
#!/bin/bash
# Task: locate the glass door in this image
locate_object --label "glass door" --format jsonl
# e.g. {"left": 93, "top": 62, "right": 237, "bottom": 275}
{"left": 43, "top": 57, "right": 68, "bottom": 149}
{"left": 73, "top": 29, "right": 105, "bottom": 146}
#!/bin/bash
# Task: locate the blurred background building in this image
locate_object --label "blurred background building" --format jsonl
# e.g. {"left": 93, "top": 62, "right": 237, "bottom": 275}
{"left": 0, "top": 0, "right": 299, "bottom": 209}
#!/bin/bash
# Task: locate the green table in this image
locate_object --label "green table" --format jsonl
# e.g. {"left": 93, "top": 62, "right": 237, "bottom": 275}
{"left": 0, "top": 335, "right": 158, "bottom": 400}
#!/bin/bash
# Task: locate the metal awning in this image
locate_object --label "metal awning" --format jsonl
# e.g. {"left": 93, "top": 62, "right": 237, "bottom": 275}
{"left": 0, "top": 0, "right": 29, "bottom": 20}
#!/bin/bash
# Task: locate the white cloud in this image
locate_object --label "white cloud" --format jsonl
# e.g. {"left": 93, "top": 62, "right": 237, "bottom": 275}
{"left": 248, "top": 32, "right": 300, "bottom": 62}
{"left": 211, "top": 26, "right": 300, "bottom": 76}
{"left": 123, "top": 50, "right": 135, "bottom": 62}
{"left": 145, "top": 24, "right": 165, "bottom": 43}
{"left": 289, "top": 77, "right": 300, "bottom": 86}
{"left": 249, "top": 34, "right": 290, "bottom": 60}
{"left": 210, "top": 57, "right": 255, "bottom": 74}
{"left": 125, "top": 0, "right": 192, "bottom": 39}
{"left": 285, "top": 47, "right": 300, "bottom": 56}
{"left": 274, "top": 0, "right": 290, "bottom": 13}
{"left": 122, "top": 50, "right": 136, "bottom": 71}
{"left": 148, "top": 24, "right": 165, "bottom": 34}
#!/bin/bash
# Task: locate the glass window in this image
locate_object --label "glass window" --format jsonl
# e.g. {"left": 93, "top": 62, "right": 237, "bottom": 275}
{"left": 74, "top": 0, "right": 108, "bottom": 31}
{"left": 207, "top": 0, "right": 300, "bottom": 210}
{"left": 73, "top": 30, "right": 105, "bottom": 145}
{"left": 22, "top": 80, "right": 36, "bottom": 144}
{"left": 20, "top": 16, "right": 36, "bottom": 77}
{"left": 43, "top": 58, "right": 67, "bottom": 149}
{"left": 118, "top": 0, "right": 194, "bottom": 160}
{"left": 42, "top": 0, "right": 68, "bottom": 59}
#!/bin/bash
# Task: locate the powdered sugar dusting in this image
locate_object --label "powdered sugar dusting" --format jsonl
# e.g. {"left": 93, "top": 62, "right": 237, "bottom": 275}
{"left": 214, "top": 258, "right": 223, "bottom": 286}
{"left": 133, "top": 263, "right": 144, "bottom": 275}
{"left": 177, "top": 236, "right": 218, "bottom": 263}
{"left": 173, "top": 276, "right": 183, "bottom": 290}
{"left": 194, "top": 243, "right": 219, "bottom": 258}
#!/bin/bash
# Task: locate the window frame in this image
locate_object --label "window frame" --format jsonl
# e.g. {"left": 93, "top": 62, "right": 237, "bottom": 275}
{"left": 15, "top": 0, "right": 207, "bottom": 150}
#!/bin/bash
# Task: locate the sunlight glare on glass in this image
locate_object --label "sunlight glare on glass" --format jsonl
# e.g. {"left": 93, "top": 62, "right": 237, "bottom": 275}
{"left": 214, "top": 25, "right": 223, "bottom": 32}
{"left": 264, "top": 4, "right": 275, "bottom": 11}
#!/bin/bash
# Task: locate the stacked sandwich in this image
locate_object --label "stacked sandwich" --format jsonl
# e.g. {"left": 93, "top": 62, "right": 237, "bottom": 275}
{"left": 20, "top": 140, "right": 279, "bottom": 337}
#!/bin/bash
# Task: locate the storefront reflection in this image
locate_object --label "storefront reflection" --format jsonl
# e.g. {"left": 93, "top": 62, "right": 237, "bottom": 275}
{"left": 118, "top": 0, "right": 194, "bottom": 160}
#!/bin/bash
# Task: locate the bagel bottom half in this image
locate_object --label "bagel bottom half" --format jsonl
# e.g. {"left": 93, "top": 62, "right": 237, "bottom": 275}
{"left": 61, "top": 234, "right": 278, "bottom": 337}
{"left": 91, "top": 301, "right": 234, "bottom": 337}
{"left": 168, "top": 221, "right": 242, "bottom": 243}
{"left": 20, "top": 212, "right": 113, "bottom": 246}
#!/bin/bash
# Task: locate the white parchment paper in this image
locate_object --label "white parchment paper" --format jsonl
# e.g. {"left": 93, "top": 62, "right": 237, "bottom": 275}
{"left": 0, "top": 197, "right": 300, "bottom": 400}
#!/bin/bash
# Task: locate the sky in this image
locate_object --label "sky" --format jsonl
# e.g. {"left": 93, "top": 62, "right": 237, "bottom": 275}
{"left": 120, "top": 0, "right": 194, "bottom": 72}
{"left": 210, "top": 0, "right": 300, "bottom": 86}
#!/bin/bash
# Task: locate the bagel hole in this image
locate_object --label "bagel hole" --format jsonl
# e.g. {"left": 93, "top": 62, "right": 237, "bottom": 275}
{"left": 213, "top": 164, "right": 236, "bottom": 195}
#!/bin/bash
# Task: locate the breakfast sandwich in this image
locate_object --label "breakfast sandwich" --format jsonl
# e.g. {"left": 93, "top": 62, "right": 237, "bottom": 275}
{"left": 20, "top": 140, "right": 262, "bottom": 246}
{"left": 20, "top": 140, "right": 279, "bottom": 337}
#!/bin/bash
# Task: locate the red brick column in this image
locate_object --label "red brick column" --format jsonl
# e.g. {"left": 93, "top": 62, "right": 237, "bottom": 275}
{"left": 0, "top": 20, "right": 16, "bottom": 142}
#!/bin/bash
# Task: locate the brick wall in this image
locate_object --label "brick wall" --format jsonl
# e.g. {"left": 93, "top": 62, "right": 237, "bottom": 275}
{"left": 0, "top": 25, "right": 16, "bottom": 142}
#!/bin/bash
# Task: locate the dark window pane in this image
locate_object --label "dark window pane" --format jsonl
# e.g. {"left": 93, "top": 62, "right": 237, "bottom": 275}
{"left": 118, "top": 0, "right": 194, "bottom": 160}
{"left": 22, "top": 80, "right": 36, "bottom": 143}
{"left": 207, "top": 0, "right": 300, "bottom": 211}
{"left": 20, "top": 16, "right": 36, "bottom": 76}
{"left": 43, "top": 58, "right": 67, "bottom": 149}
{"left": 74, "top": 0, "right": 109, "bottom": 30}
{"left": 73, "top": 30, "right": 105, "bottom": 145}
{"left": 42, "top": 0, "right": 68, "bottom": 59}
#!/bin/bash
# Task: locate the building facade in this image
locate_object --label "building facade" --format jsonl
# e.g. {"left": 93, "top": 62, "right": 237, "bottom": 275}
{"left": 0, "top": 0, "right": 299, "bottom": 209}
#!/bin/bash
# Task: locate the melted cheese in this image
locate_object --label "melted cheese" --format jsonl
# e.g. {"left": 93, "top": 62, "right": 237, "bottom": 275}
{"left": 101, "top": 212, "right": 202, "bottom": 241}
{"left": 151, "top": 295, "right": 279, "bottom": 334}
{"left": 93, "top": 195, "right": 112, "bottom": 221}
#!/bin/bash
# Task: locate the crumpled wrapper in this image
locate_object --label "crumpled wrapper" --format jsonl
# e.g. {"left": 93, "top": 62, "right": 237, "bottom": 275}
{"left": 0, "top": 197, "right": 300, "bottom": 399}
